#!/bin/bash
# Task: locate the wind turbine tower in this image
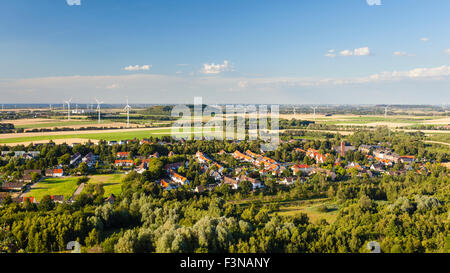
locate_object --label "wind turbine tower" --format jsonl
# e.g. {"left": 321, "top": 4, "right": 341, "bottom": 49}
{"left": 384, "top": 106, "right": 389, "bottom": 119}
{"left": 124, "top": 97, "right": 132, "bottom": 128}
{"left": 95, "top": 99, "right": 104, "bottom": 124}
{"left": 293, "top": 106, "right": 296, "bottom": 119}
{"left": 64, "top": 98, "right": 72, "bottom": 120}
{"left": 311, "top": 106, "right": 318, "bottom": 122}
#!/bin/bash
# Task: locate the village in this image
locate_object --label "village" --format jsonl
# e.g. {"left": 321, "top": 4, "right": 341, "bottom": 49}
{"left": 0, "top": 136, "right": 428, "bottom": 206}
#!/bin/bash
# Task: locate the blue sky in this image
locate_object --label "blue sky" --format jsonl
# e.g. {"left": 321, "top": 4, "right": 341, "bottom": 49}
{"left": 1, "top": 0, "right": 450, "bottom": 104}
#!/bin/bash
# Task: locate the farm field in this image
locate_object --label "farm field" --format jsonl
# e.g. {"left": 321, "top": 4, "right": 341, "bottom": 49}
{"left": 86, "top": 173, "right": 125, "bottom": 197}
{"left": 25, "top": 177, "right": 79, "bottom": 202}
{"left": 0, "top": 128, "right": 174, "bottom": 145}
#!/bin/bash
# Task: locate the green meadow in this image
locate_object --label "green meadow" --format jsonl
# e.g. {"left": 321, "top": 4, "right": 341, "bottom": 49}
{"left": 25, "top": 177, "right": 80, "bottom": 202}
{"left": 85, "top": 173, "right": 125, "bottom": 197}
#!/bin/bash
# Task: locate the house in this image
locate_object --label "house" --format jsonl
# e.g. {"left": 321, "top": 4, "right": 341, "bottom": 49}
{"left": 70, "top": 153, "right": 82, "bottom": 166}
{"left": 1, "top": 182, "right": 24, "bottom": 191}
{"left": 213, "top": 162, "right": 224, "bottom": 173}
{"left": 399, "top": 156, "right": 415, "bottom": 164}
{"left": 164, "top": 162, "right": 184, "bottom": 171}
{"left": 51, "top": 195, "right": 65, "bottom": 203}
{"left": 233, "top": 151, "right": 253, "bottom": 162}
{"left": 168, "top": 170, "right": 189, "bottom": 185}
{"left": 236, "top": 175, "right": 263, "bottom": 189}
{"left": 346, "top": 162, "right": 363, "bottom": 171}
{"left": 45, "top": 168, "right": 64, "bottom": 177}
{"left": 370, "top": 163, "right": 385, "bottom": 172}
{"left": 168, "top": 151, "right": 175, "bottom": 157}
{"left": 105, "top": 194, "right": 116, "bottom": 205}
{"left": 149, "top": 152, "right": 160, "bottom": 158}
{"left": 23, "top": 196, "right": 37, "bottom": 204}
{"left": 306, "top": 148, "right": 329, "bottom": 164}
{"left": 23, "top": 169, "right": 42, "bottom": 183}
{"left": 223, "top": 176, "right": 239, "bottom": 190}
{"left": 291, "top": 164, "right": 312, "bottom": 175}
{"left": 209, "top": 170, "right": 222, "bottom": 181}
{"left": 195, "top": 185, "right": 205, "bottom": 193}
{"left": 52, "top": 169, "right": 64, "bottom": 177}
{"left": 159, "top": 179, "right": 178, "bottom": 190}
{"left": 115, "top": 160, "right": 134, "bottom": 167}
{"left": 82, "top": 152, "right": 98, "bottom": 168}
{"left": 358, "top": 145, "right": 373, "bottom": 154}
{"left": 108, "top": 141, "right": 118, "bottom": 146}
{"left": 278, "top": 177, "right": 297, "bottom": 186}
{"left": 205, "top": 183, "right": 219, "bottom": 191}
{"left": 218, "top": 150, "right": 226, "bottom": 155}
{"left": 116, "top": 152, "right": 130, "bottom": 159}
{"left": 196, "top": 151, "right": 211, "bottom": 164}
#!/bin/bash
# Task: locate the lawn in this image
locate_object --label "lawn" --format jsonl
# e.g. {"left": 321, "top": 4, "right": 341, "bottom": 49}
{"left": 25, "top": 177, "right": 80, "bottom": 202}
{"left": 85, "top": 173, "right": 125, "bottom": 197}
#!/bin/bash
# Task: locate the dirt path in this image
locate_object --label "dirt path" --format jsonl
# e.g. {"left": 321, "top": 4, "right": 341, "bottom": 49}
{"left": 424, "top": 140, "right": 450, "bottom": 147}
{"left": 70, "top": 183, "right": 86, "bottom": 201}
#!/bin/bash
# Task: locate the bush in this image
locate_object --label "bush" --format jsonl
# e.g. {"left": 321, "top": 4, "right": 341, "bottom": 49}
{"left": 317, "top": 204, "right": 330, "bottom": 213}
{"left": 77, "top": 176, "right": 90, "bottom": 185}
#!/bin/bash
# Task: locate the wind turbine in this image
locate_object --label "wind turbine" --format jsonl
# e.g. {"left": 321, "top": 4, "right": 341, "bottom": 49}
{"left": 293, "top": 106, "right": 296, "bottom": 119}
{"left": 95, "top": 98, "right": 104, "bottom": 124}
{"left": 384, "top": 106, "right": 389, "bottom": 119}
{"left": 64, "top": 98, "right": 72, "bottom": 120}
{"left": 311, "top": 106, "right": 318, "bottom": 122}
{"left": 124, "top": 97, "right": 132, "bottom": 128}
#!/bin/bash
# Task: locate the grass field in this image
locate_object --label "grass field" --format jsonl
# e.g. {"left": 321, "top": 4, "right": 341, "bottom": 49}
{"left": 272, "top": 198, "right": 339, "bottom": 224}
{"left": 25, "top": 177, "right": 79, "bottom": 202}
{"left": 232, "top": 196, "right": 339, "bottom": 224}
{"left": 0, "top": 128, "right": 174, "bottom": 144}
{"left": 86, "top": 173, "right": 125, "bottom": 197}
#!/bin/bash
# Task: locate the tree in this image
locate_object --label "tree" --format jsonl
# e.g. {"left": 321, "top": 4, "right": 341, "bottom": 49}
{"left": 239, "top": 180, "right": 253, "bottom": 195}
{"left": 38, "top": 195, "right": 55, "bottom": 211}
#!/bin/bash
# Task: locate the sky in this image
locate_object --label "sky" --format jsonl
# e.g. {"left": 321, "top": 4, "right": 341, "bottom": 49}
{"left": 0, "top": 0, "right": 450, "bottom": 105}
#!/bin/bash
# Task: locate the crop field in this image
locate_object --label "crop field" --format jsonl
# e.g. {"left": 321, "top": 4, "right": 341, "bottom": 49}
{"left": 0, "top": 128, "right": 174, "bottom": 145}
{"left": 25, "top": 177, "right": 79, "bottom": 202}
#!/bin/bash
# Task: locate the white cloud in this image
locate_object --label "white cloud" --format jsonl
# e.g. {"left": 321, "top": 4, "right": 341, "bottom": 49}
{"left": 354, "top": 47, "right": 371, "bottom": 56}
{"left": 393, "top": 51, "right": 414, "bottom": 57}
{"left": 420, "top": 37, "right": 429, "bottom": 42}
{"left": 325, "top": 49, "right": 336, "bottom": 58}
{"left": 444, "top": 49, "right": 450, "bottom": 55}
{"left": 66, "top": 0, "right": 81, "bottom": 6}
{"left": 338, "top": 47, "right": 371, "bottom": 57}
{"left": 124, "top": 65, "right": 151, "bottom": 71}
{"left": 201, "top": 60, "right": 232, "bottom": 74}
{"left": 339, "top": 49, "right": 353, "bottom": 56}
{"left": 2, "top": 65, "right": 450, "bottom": 104}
